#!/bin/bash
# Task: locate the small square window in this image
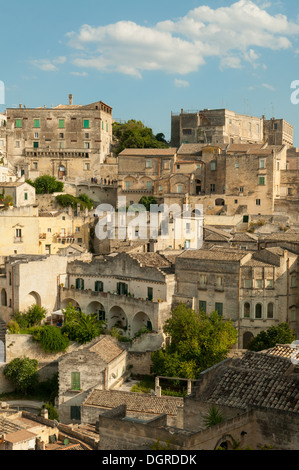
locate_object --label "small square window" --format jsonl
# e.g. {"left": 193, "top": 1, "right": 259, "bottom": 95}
{"left": 256, "top": 199, "right": 261, "bottom": 206}
{"left": 59, "top": 133, "right": 64, "bottom": 139}
{"left": 258, "top": 176, "right": 265, "bottom": 185}
{"left": 146, "top": 160, "right": 152, "bottom": 168}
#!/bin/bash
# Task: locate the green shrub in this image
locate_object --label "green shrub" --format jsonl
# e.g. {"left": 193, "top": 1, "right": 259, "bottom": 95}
{"left": 3, "top": 357, "right": 39, "bottom": 394}
{"left": 33, "top": 325, "right": 70, "bottom": 353}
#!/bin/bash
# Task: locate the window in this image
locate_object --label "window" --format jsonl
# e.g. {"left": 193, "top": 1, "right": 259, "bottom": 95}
{"left": 244, "top": 279, "right": 252, "bottom": 288}
{"left": 235, "top": 163, "right": 239, "bottom": 168}
{"left": 84, "top": 141, "right": 90, "bottom": 149}
{"left": 235, "top": 200, "right": 238, "bottom": 204}
{"left": 258, "top": 176, "right": 265, "bottom": 185}
{"left": 243, "top": 215, "right": 249, "bottom": 223}
{"left": 256, "top": 279, "right": 263, "bottom": 289}
{"left": 47, "top": 228, "right": 51, "bottom": 233}
{"left": 177, "top": 184, "right": 183, "bottom": 193}
{"left": 259, "top": 159, "right": 265, "bottom": 169}
{"left": 15, "top": 119, "right": 22, "bottom": 128}
{"left": 256, "top": 199, "right": 261, "bottom": 206}
{"left": 83, "top": 119, "right": 90, "bottom": 129}
{"left": 146, "top": 159, "right": 152, "bottom": 168}
{"left": 34, "top": 132, "right": 39, "bottom": 139}
{"left": 177, "top": 164, "right": 180, "bottom": 170}
{"left": 15, "top": 141, "right": 20, "bottom": 148}
{"left": 244, "top": 302, "right": 250, "bottom": 318}
{"left": 277, "top": 161, "right": 280, "bottom": 170}
{"left": 147, "top": 287, "right": 153, "bottom": 301}
{"left": 199, "top": 274, "right": 207, "bottom": 287}
{"left": 85, "top": 133, "right": 89, "bottom": 139}
{"left": 267, "top": 302, "right": 274, "bottom": 319}
{"left": 59, "top": 141, "right": 64, "bottom": 149}
{"left": 75, "top": 227, "right": 80, "bottom": 233}
{"left": 164, "top": 160, "right": 170, "bottom": 170}
{"left": 216, "top": 276, "right": 223, "bottom": 290}
{"left": 210, "top": 184, "right": 215, "bottom": 193}
{"left": 125, "top": 181, "right": 130, "bottom": 190}
{"left": 75, "top": 278, "right": 84, "bottom": 290}
{"left": 70, "top": 406, "right": 81, "bottom": 421}
{"left": 95, "top": 281, "right": 104, "bottom": 292}
{"left": 199, "top": 300, "right": 206, "bottom": 313}
{"left": 59, "top": 133, "right": 64, "bottom": 139}
{"left": 291, "top": 275, "right": 297, "bottom": 288}
{"left": 24, "top": 192, "right": 28, "bottom": 201}
{"left": 210, "top": 161, "right": 216, "bottom": 171}
{"left": 33, "top": 141, "right": 39, "bottom": 149}
{"left": 59, "top": 119, "right": 65, "bottom": 129}
{"left": 71, "top": 372, "right": 80, "bottom": 391}
{"left": 84, "top": 163, "right": 90, "bottom": 171}
{"left": 147, "top": 181, "right": 152, "bottom": 190}
{"left": 239, "top": 186, "right": 244, "bottom": 193}
{"left": 15, "top": 228, "right": 22, "bottom": 238}
{"left": 117, "top": 282, "right": 128, "bottom": 295}
{"left": 255, "top": 303, "right": 262, "bottom": 319}
{"left": 34, "top": 119, "right": 40, "bottom": 128}
{"left": 159, "top": 185, "right": 163, "bottom": 192}
{"left": 182, "top": 128, "right": 192, "bottom": 135}
{"left": 215, "top": 302, "right": 223, "bottom": 316}
{"left": 266, "top": 279, "right": 273, "bottom": 289}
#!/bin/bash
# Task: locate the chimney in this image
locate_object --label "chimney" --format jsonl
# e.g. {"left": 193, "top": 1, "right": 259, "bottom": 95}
{"left": 69, "top": 94, "right": 73, "bottom": 106}
{"left": 19, "top": 104, "right": 22, "bottom": 108}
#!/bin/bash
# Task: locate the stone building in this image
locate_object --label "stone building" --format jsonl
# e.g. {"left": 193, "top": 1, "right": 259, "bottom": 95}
{"left": 171, "top": 107, "right": 293, "bottom": 148}
{"left": 173, "top": 246, "right": 299, "bottom": 347}
{"left": 96, "top": 345, "right": 299, "bottom": 450}
{"left": 171, "top": 108, "right": 264, "bottom": 147}
{"left": 4, "top": 95, "right": 113, "bottom": 181}
{"left": 0, "top": 181, "right": 36, "bottom": 207}
{"left": 57, "top": 335, "right": 128, "bottom": 424}
{"left": 59, "top": 251, "right": 175, "bottom": 338}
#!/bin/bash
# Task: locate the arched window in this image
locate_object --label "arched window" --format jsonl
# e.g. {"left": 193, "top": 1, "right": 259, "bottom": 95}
{"left": 95, "top": 281, "right": 104, "bottom": 292}
{"left": 244, "top": 302, "right": 250, "bottom": 318}
{"left": 267, "top": 302, "right": 274, "bottom": 319}
{"left": 75, "top": 278, "right": 84, "bottom": 290}
{"left": 255, "top": 303, "right": 262, "bottom": 319}
{"left": 1, "top": 289, "right": 7, "bottom": 307}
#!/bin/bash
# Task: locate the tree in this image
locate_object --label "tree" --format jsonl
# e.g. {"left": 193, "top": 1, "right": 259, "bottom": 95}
{"left": 203, "top": 406, "right": 225, "bottom": 428}
{"left": 12, "top": 304, "right": 47, "bottom": 329}
{"left": 151, "top": 305, "right": 238, "bottom": 379}
{"left": 3, "top": 357, "right": 39, "bottom": 394}
{"left": 26, "top": 175, "right": 63, "bottom": 194}
{"left": 112, "top": 120, "right": 169, "bottom": 155}
{"left": 56, "top": 193, "right": 93, "bottom": 211}
{"left": 138, "top": 196, "right": 157, "bottom": 211}
{"left": 248, "top": 323, "right": 296, "bottom": 352}
{"left": 61, "top": 304, "right": 106, "bottom": 344}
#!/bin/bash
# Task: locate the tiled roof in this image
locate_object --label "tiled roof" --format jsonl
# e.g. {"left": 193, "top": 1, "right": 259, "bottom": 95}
{"left": 128, "top": 252, "right": 172, "bottom": 268}
{"left": 83, "top": 389, "right": 183, "bottom": 416}
{"left": 0, "top": 416, "right": 24, "bottom": 434}
{"left": 88, "top": 336, "right": 124, "bottom": 364}
{"left": 178, "top": 249, "right": 248, "bottom": 261}
{"left": 118, "top": 148, "right": 177, "bottom": 156}
{"left": 200, "top": 350, "right": 299, "bottom": 413}
{"left": 4, "top": 429, "right": 36, "bottom": 443}
{"left": 267, "top": 344, "right": 299, "bottom": 360}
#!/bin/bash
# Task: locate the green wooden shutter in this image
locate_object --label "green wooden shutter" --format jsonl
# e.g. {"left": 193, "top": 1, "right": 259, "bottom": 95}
{"left": 15, "top": 119, "right": 22, "bottom": 128}
{"left": 83, "top": 120, "right": 89, "bottom": 129}
{"left": 70, "top": 406, "right": 81, "bottom": 420}
{"left": 34, "top": 119, "right": 40, "bottom": 128}
{"left": 59, "top": 119, "right": 65, "bottom": 128}
{"left": 71, "top": 372, "right": 80, "bottom": 390}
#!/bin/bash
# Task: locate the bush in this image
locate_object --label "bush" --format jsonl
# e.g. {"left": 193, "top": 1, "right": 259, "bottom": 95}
{"left": 248, "top": 323, "right": 296, "bottom": 352}
{"left": 56, "top": 193, "right": 94, "bottom": 211}
{"left": 3, "top": 357, "right": 39, "bottom": 394}
{"left": 12, "top": 305, "right": 47, "bottom": 329}
{"left": 26, "top": 175, "right": 63, "bottom": 194}
{"left": 6, "top": 321, "right": 20, "bottom": 334}
{"left": 39, "top": 403, "right": 59, "bottom": 421}
{"left": 32, "top": 325, "right": 70, "bottom": 353}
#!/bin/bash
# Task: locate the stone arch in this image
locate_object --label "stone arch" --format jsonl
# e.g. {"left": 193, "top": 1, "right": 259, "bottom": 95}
{"left": 1, "top": 289, "right": 7, "bottom": 307}
{"left": 86, "top": 301, "right": 106, "bottom": 321}
{"left": 132, "top": 311, "right": 152, "bottom": 336}
{"left": 243, "top": 331, "right": 254, "bottom": 349}
{"left": 60, "top": 298, "right": 80, "bottom": 310}
{"left": 24, "top": 291, "right": 41, "bottom": 309}
{"left": 58, "top": 164, "right": 66, "bottom": 179}
{"left": 215, "top": 198, "right": 225, "bottom": 206}
{"left": 108, "top": 306, "right": 127, "bottom": 331}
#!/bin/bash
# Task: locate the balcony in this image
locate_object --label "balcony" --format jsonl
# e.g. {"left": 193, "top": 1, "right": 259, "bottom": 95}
{"left": 14, "top": 237, "right": 23, "bottom": 243}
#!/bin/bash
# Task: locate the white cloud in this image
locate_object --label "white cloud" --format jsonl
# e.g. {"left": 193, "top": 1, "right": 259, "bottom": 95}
{"left": 31, "top": 56, "right": 66, "bottom": 72}
{"left": 174, "top": 78, "right": 190, "bottom": 88}
{"left": 70, "top": 71, "right": 88, "bottom": 77}
{"left": 261, "top": 83, "right": 276, "bottom": 91}
{"left": 65, "top": 1, "right": 299, "bottom": 77}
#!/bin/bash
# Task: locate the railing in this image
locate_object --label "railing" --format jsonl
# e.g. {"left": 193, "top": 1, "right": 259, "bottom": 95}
{"left": 13, "top": 237, "right": 23, "bottom": 243}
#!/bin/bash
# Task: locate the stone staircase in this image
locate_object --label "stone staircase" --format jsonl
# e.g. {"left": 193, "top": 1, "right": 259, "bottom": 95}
{"left": 0, "top": 318, "right": 7, "bottom": 363}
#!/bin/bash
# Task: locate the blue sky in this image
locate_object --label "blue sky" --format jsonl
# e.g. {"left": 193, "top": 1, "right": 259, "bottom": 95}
{"left": 1, "top": 0, "right": 299, "bottom": 144}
